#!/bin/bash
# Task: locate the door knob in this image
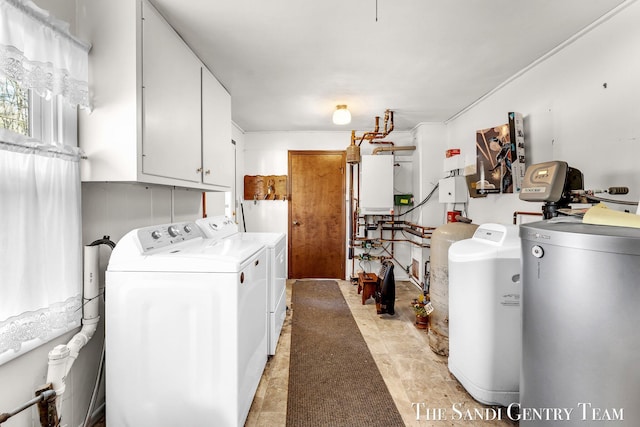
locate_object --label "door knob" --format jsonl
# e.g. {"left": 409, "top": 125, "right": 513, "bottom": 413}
{"left": 293, "top": 220, "right": 301, "bottom": 226}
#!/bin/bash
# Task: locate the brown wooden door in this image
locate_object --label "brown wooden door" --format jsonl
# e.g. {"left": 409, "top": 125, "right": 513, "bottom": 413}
{"left": 288, "top": 150, "right": 346, "bottom": 279}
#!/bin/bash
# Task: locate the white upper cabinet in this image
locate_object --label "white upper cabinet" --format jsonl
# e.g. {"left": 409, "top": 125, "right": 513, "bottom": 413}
{"left": 141, "top": 2, "right": 202, "bottom": 183}
{"left": 202, "top": 67, "right": 233, "bottom": 188}
{"left": 77, "top": 0, "right": 232, "bottom": 191}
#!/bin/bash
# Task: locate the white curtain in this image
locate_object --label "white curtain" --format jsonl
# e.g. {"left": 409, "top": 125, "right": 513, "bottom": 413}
{"left": 0, "top": 0, "right": 88, "bottom": 364}
{"left": 0, "top": 0, "right": 91, "bottom": 108}
{"left": 0, "top": 131, "right": 82, "bottom": 364}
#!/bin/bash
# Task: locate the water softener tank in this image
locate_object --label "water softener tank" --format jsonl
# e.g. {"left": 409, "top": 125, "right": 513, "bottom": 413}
{"left": 520, "top": 220, "right": 640, "bottom": 426}
{"left": 448, "top": 223, "right": 522, "bottom": 407}
{"left": 428, "top": 222, "right": 478, "bottom": 356}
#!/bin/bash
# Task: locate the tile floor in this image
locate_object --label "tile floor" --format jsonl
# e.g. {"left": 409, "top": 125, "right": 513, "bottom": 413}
{"left": 245, "top": 279, "right": 518, "bottom": 427}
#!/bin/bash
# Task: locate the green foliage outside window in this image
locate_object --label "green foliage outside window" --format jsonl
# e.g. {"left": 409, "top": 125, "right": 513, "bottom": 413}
{"left": 0, "top": 76, "right": 29, "bottom": 136}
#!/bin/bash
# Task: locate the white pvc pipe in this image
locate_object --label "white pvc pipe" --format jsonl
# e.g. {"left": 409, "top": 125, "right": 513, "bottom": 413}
{"left": 46, "top": 245, "right": 101, "bottom": 411}
{"left": 83, "top": 245, "right": 100, "bottom": 323}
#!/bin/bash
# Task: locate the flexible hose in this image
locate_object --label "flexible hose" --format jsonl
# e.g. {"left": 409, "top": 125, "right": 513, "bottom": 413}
{"left": 89, "top": 236, "right": 116, "bottom": 249}
{"left": 82, "top": 341, "right": 105, "bottom": 427}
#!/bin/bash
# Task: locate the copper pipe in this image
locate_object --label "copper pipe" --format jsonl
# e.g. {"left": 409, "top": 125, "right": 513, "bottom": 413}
{"left": 355, "top": 109, "right": 395, "bottom": 146}
{"left": 372, "top": 145, "right": 416, "bottom": 155}
{"left": 202, "top": 192, "right": 207, "bottom": 218}
{"left": 513, "top": 211, "right": 543, "bottom": 224}
{"left": 349, "top": 162, "right": 355, "bottom": 276}
{"left": 383, "top": 110, "right": 394, "bottom": 134}
{"left": 379, "top": 238, "right": 430, "bottom": 248}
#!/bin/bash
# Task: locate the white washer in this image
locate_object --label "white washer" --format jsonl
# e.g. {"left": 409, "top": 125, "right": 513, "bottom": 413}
{"left": 196, "top": 216, "right": 287, "bottom": 355}
{"left": 106, "top": 221, "right": 267, "bottom": 427}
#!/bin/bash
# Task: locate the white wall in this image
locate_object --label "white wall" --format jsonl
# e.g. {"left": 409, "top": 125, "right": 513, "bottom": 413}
{"left": 445, "top": 1, "right": 640, "bottom": 225}
{"left": 409, "top": 123, "right": 447, "bottom": 288}
{"left": 242, "top": 130, "right": 416, "bottom": 279}
{"left": 204, "top": 122, "right": 245, "bottom": 219}
{"left": 242, "top": 131, "right": 353, "bottom": 234}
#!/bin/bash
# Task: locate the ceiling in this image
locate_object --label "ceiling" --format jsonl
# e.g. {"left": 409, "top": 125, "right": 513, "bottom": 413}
{"left": 150, "top": 0, "right": 626, "bottom": 133}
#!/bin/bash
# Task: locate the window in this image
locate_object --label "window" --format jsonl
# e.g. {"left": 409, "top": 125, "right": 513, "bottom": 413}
{"left": 0, "top": 76, "right": 29, "bottom": 136}
{"left": 0, "top": 74, "right": 78, "bottom": 147}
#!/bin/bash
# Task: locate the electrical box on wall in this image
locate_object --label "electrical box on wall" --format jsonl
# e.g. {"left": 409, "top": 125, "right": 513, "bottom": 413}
{"left": 439, "top": 176, "right": 468, "bottom": 203}
{"left": 360, "top": 155, "right": 394, "bottom": 215}
{"left": 394, "top": 194, "right": 414, "bottom": 206}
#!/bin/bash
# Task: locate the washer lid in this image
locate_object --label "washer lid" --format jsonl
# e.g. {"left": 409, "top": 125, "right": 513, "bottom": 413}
{"left": 108, "top": 222, "right": 265, "bottom": 272}
{"left": 197, "top": 216, "right": 285, "bottom": 247}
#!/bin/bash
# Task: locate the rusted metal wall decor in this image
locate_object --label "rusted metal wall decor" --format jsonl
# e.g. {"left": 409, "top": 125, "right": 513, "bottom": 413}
{"left": 243, "top": 175, "right": 288, "bottom": 200}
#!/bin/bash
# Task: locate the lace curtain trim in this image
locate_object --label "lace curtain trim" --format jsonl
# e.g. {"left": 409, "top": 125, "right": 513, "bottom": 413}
{"left": 0, "top": 45, "right": 89, "bottom": 108}
{"left": 0, "top": 0, "right": 91, "bottom": 109}
{"left": 0, "top": 295, "right": 82, "bottom": 357}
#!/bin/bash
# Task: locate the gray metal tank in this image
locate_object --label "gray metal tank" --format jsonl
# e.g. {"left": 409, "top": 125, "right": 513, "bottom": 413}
{"left": 428, "top": 222, "right": 478, "bottom": 356}
{"left": 520, "top": 219, "right": 640, "bottom": 426}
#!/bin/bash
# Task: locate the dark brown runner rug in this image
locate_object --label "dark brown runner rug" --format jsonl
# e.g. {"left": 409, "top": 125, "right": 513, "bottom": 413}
{"left": 286, "top": 280, "right": 404, "bottom": 427}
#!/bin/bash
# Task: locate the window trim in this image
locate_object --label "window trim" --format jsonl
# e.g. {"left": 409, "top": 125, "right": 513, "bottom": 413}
{"left": 28, "top": 91, "right": 78, "bottom": 148}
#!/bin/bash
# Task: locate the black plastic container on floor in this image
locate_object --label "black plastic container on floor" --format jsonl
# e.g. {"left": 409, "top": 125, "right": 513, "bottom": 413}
{"left": 375, "top": 260, "right": 395, "bottom": 315}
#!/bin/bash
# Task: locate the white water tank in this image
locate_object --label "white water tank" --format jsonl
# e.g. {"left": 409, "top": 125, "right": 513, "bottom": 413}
{"left": 448, "top": 223, "right": 521, "bottom": 407}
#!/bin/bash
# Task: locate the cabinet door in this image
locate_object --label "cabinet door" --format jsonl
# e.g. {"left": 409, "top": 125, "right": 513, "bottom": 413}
{"left": 142, "top": 2, "right": 201, "bottom": 183}
{"left": 202, "top": 67, "right": 233, "bottom": 188}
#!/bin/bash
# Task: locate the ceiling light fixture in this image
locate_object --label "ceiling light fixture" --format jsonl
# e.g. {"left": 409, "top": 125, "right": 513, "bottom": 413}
{"left": 332, "top": 104, "right": 351, "bottom": 125}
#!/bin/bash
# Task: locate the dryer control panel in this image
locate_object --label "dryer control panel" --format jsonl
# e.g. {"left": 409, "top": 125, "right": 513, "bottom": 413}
{"left": 136, "top": 222, "right": 204, "bottom": 253}
{"left": 196, "top": 216, "right": 239, "bottom": 239}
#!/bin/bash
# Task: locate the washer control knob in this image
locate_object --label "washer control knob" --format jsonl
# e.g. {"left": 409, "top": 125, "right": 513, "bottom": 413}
{"left": 183, "top": 224, "right": 192, "bottom": 233}
{"left": 167, "top": 225, "right": 180, "bottom": 237}
{"left": 531, "top": 245, "right": 544, "bottom": 258}
{"left": 151, "top": 230, "right": 162, "bottom": 240}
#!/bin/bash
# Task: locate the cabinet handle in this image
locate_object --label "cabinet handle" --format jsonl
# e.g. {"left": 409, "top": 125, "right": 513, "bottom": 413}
{"left": 205, "top": 169, "right": 211, "bottom": 175}
{"left": 196, "top": 167, "right": 203, "bottom": 173}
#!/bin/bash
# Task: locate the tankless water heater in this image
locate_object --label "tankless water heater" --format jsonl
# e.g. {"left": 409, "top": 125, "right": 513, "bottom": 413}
{"left": 360, "top": 154, "right": 394, "bottom": 215}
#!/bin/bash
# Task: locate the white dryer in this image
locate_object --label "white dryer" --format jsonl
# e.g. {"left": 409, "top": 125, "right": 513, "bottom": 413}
{"left": 196, "top": 216, "right": 287, "bottom": 355}
{"left": 106, "top": 221, "right": 267, "bottom": 427}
